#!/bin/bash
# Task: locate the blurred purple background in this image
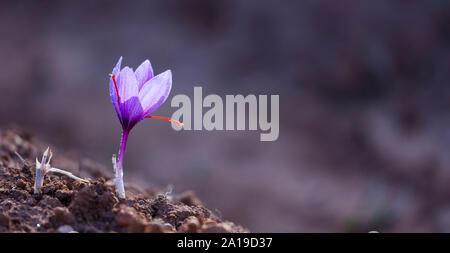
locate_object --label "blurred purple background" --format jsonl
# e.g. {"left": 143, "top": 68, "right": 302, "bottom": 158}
{"left": 1, "top": 0, "right": 449, "bottom": 232}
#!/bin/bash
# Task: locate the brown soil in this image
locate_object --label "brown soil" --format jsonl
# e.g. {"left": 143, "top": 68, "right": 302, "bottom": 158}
{"left": 0, "top": 127, "right": 247, "bottom": 233}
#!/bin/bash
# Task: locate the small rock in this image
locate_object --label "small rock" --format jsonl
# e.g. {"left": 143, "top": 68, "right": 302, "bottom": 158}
{"left": 53, "top": 207, "right": 75, "bottom": 225}
{"left": 180, "top": 216, "right": 200, "bottom": 233}
{"left": 145, "top": 219, "right": 172, "bottom": 233}
{"left": 57, "top": 225, "right": 76, "bottom": 233}
{"left": 128, "top": 220, "right": 148, "bottom": 233}
{"left": 200, "top": 219, "right": 233, "bottom": 233}
{"left": 115, "top": 204, "right": 139, "bottom": 227}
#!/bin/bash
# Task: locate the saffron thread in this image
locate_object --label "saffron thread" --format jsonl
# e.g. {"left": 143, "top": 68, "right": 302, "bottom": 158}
{"left": 145, "top": 116, "right": 183, "bottom": 127}
{"left": 109, "top": 74, "right": 120, "bottom": 104}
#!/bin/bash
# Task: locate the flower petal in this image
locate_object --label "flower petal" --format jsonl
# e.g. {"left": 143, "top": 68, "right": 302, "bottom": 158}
{"left": 135, "top": 59, "right": 154, "bottom": 90}
{"left": 109, "top": 57, "right": 123, "bottom": 122}
{"left": 117, "top": 67, "right": 139, "bottom": 102}
{"left": 119, "top": 96, "right": 145, "bottom": 130}
{"left": 115, "top": 66, "right": 142, "bottom": 130}
{"left": 112, "top": 56, "right": 122, "bottom": 76}
{"left": 138, "top": 70, "right": 172, "bottom": 116}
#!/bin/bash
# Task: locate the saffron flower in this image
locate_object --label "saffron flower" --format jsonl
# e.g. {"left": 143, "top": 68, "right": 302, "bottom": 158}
{"left": 109, "top": 57, "right": 182, "bottom": 198}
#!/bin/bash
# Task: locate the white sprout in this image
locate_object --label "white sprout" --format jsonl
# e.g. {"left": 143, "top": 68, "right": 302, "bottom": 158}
{"left": 33, "top": 147, "right": 89, "bottom": 194}
{"left": 164, "top": 184, "right": 174, "bottom": 202}
{"left": 112, "top": 154, "right": 125, "bottom": 198}
{"left": 14, "top": 151, "right": 26, "bottom": 164}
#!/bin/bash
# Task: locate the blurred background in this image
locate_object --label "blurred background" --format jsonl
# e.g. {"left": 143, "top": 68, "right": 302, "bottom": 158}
{"left": 0, "top": 0, "right": 449, "bottom": 232}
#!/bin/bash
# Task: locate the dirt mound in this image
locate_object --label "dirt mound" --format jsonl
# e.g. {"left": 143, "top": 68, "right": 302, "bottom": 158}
{"left": 0, "top": 127, "right": 247, "bottom": 233}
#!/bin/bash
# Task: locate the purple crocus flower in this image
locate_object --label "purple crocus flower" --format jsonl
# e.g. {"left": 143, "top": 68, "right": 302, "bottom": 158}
{"left": 108, "top": 57, "right": 182, "bottom": 198}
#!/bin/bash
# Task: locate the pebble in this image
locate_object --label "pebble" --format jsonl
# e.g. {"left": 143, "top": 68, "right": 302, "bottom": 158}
{"left": 53, "top": 207, "right": 75, "bottom": 225}
{"left": 57, "top": 225, "right": 77, "bottom": 233}
{"left": 115, "top": 204, "right": 138, "bottom": 227}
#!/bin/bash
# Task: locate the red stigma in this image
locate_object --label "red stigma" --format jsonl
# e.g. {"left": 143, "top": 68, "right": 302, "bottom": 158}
{"left": 145, "top": 116, "right": 184, "bottom": 127}
{"left": 109, "top": 74, "right": 120, "bottom": 104}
